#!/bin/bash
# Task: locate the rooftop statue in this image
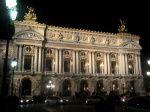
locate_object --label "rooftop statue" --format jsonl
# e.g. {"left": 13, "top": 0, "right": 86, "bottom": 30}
{"left": 24, "top": 6, "right": 37, "bottom": 21}
{"left": 118, "top": 19, "right": 128, "bottom": 33}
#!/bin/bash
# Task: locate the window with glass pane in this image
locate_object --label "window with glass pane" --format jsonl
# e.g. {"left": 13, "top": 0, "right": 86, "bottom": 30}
{"left": 64, "top": 59, "right": 70, "bottom": 72}
{"left": 111, "top": 61, "right": 116, "bottom": 74}
{"left": 128, "top": 62, "right": 134, "bottom": 74}
{"left": 96, "top": 60, "right": 103, "bottom": 73}
{"left": 46, "top": 58, "right": 52, "bottom": 71}
{"left": 81, "top": 59, "right": 86, "bottom": 73}
{"left": 24, "top": 55, "right": 31, "bottom": 70}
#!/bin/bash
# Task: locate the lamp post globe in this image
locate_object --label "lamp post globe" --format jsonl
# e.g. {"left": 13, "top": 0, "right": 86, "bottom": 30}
{"left": 6, "top": 0, "right": 18, "bottom": 22}
{"left": 147, "top": 60, "right": 150, "bottom": 66}
{"left": 147, "top": 60, "right": 150, "bottom": 76}
{"left": 147, "top": 72, "right": 150, "bottom": 77}
{"left": 11, "top": 58, "right": 17, "bottom": 67}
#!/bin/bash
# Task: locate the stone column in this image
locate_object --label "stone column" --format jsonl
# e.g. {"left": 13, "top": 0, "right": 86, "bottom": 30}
{"left": 107, "top": 53, "right": 110, "bottom": 75}
{"left": 73, "top": 50, "right": 76, "bottom": 73}
{"left": 41, "top": 47, "right": 45, "bottom": 73}
{"left": 31, "top": 55, "right": 34, "bottom": 72}
{"left": 18, "top": 45, "right": 22, "bottom": 71}
{"left": 34, "top": 46, "right": 38, "bottom": 72}
{"left": 104, "top": 53, "right": 107, "bottom": 74}
{"left": 135, "top": 54, "right": 139, "bottom": 75}
{"left": 122, "top": 53, "right": 125, "bottom": 75}
{"left": 71, "top": 80, "right": 75, "bottom": 96}
{"left": 38, "top": 47, "right": 42, "bottom": 72}
{"left": 14, "top": 45, "right": 18, "bottom": 70}
{"left": 138, "top": 54, "right": 142, "bottom": 75}
{"left": 22, "top": 55, "right": 24, "bottom": 71}
{"left": 76, "top": 50, "right": 79, "bottom": 74}
{"left": 55, "top": 49, "right": 59, "bottom": 73}
{"left": 59, "top": 49, "right": 62, "bottom": 73}
{"left": 89, "top": 51, "right": 92, "bottom": 74}
{"left": 118, "top": 53, "right": 122, "bottom": 75}
{"left": 92, "top": 52, "right": 95, "bottom": 74}
{"left": 125, "top": 54, "right": 128, "bottom": 75}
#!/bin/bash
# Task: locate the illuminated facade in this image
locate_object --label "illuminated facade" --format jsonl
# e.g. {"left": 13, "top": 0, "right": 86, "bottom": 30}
{"left": 0, "top": 7, "right": 145, "bottom": 97}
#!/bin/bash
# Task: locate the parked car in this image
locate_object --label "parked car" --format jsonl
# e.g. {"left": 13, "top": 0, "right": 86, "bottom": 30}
{"left": 86, "top": 95, "right": 105, "bottom": 105}
{"left": 19, "top": 97, "right": 33, "bottom": 105}
{"left": 45, "top": 96, "right": 68, "bottom": 105}
{"left": 123, "top": 95, "right": 150, "bottom": 112}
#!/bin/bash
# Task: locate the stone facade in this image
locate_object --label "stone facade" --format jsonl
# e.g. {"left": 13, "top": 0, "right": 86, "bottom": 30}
{"left": 0, "top": 7, "right": 145, "bottom": 97}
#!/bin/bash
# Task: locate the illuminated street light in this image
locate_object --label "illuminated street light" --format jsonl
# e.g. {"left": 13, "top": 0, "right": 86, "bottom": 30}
{"left": 46, "top": 80, "right": 55, "bottom": 96}
{"left": 147, "top": 72, "right": 150, "bottom": 76}
{"left": 147, "top": 60, "right": 150, "bottom": 76}
{"left": 11, "top": 58, "right": 17, "bottom": 96}
{"left": 147, "top": 60, "right": 150, "bottom": 65}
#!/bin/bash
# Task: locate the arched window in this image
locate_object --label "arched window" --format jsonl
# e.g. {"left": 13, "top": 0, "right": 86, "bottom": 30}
{"left": 64, "top": 58, "right": 70, "bottom": 72}
{"left": 128, "top": 61, "right": 134, "bottom": 74}
{"left": 96, "top": 60, "right": 103, "bottom": 73}
{"left": 81, "top": 59, "right": 86, "bottom": 73}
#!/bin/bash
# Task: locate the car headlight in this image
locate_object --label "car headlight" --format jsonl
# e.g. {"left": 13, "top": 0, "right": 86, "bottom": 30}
{"left": 122, "top": 99, "right": 125, "bottom": 102}
{"left": 20, "top": 100, "right": 23, "bottom": 103}
{"left": 60, "top": 100, "right": 63, "bottom": 102}
{"left": 26, "top": 99, "right": 29, "bottom": 102}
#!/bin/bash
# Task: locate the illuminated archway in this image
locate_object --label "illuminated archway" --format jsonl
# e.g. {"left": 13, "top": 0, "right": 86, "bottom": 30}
{"left": 96, "top": 80, "right": 104, "bottom": 95}
{"left": 62, "top": 79, "right": 71, "bottom": 96}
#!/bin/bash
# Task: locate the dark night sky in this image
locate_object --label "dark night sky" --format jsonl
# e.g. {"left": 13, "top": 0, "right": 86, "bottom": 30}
{"left": 0, "top": 0, "right": 150, "bottom": 74}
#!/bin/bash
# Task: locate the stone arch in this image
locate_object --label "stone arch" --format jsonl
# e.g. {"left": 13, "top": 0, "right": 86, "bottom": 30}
{"left": 14, "top": 31, "right": 44, "bottom": 40}
{"left": 112, "top": 80, "right": 119, "bottom": 92}
{"left": 122, "top": 41, "right": 142, "bottom": 49}
{"left": 96, "top": 80, "right": 104, "bottom": 95}
{"left": 80, "top": 79, "right": 88, "bottom": 92}
{"left": 62, "top": 79, "right": 71, "bottom": 96}
{"left": 21, "top": 78, "right": 32, "bottom": 96}
{"left": 130, "top": 79, "right": 136, "bottom": 93}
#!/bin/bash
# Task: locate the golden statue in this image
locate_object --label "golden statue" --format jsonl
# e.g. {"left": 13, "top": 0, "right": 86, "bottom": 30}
{"left": 118, "top": 19, "right": 127, "bottom": 33}
{"left": 24, "top": 6, "right": 37, "bottom": 20}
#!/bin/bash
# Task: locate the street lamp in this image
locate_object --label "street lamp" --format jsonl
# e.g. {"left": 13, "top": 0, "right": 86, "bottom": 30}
{"left": 11, "top": 58, "right": 17, "bottom": 96}
{"left": 2, "top": 0, "right": 17, "bottom": 96}
{"left": 46, "top": 81, "right": 55, "bottom": 96}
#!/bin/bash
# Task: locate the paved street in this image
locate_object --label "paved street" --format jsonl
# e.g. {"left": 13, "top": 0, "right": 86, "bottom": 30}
{"left": 17, "top": 101, "right": 124, "bottom": 112}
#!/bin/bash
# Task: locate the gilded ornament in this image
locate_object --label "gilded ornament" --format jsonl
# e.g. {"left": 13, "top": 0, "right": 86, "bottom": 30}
{"left": 118, "top": 19, "right": 128, "bottom": 33}
{"left": 24, "top": 6, "right": 37, "bottom": 21}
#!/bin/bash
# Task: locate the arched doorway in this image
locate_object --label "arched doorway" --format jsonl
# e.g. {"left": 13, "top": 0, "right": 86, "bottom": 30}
{"left": 130, "top": 80, "right": 135, "bottom": 93}
{"left": 62, "top": 79, "right": 71, "bottom": 96}
{"left": 80, "top": 80, "right": 89, "bottom": 100}
{"left": 112, "top": 80, "right": 119, "bottom": 94}
{"left": 96, "top": 80, "right": 104, "bottom": 95}
{"left": 21, "top": 78, "right": 31, "bottom": 96}
{"left": 80, "top": 80, "right": 88, "bottom": 92}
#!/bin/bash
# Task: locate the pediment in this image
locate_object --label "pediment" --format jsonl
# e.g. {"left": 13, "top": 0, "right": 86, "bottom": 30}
{"left": 14, "top": 31, "right": 44, "bottom": 40}
{"left": 122, "top": 42, "right": 141, "bottom": 49}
